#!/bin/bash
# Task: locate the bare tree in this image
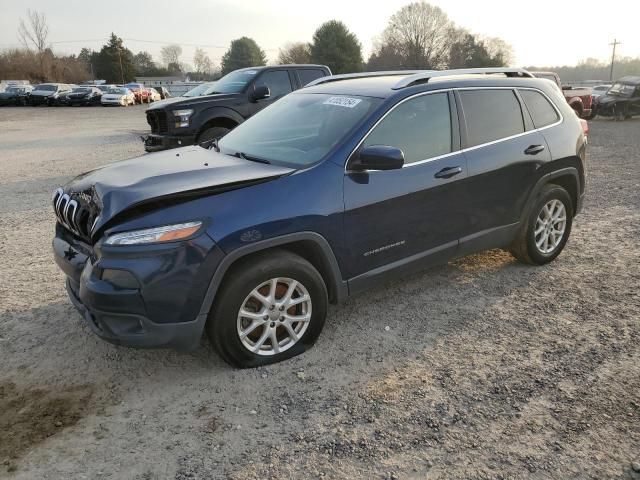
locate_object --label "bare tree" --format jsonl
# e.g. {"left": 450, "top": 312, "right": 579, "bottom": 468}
{"left": 161, "top": 44, "right": 182, "bottom": 67}
{"left": 376, "top": 1, "right": 455, "bottom": 69}
{"left": 480, "top": 36, "right": 514, "bottom": 65}
{"left": 277, "top": 42, "right": 311, "bottom": 64}
{"left": 193, "top": 47, "right": 214, "bottom": 75}
{"left": 18, "top": 9, "right": 49, "bottom": 53}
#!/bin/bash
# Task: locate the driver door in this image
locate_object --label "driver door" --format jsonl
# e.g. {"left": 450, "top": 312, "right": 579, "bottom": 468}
{"left": 343, "top": 91, "right": 469, "bottom": 284}
{"left": 248, "top": 70, "right": 294, "bottom": 116}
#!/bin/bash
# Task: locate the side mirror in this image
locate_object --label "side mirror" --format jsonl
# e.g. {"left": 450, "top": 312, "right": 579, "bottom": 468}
{"left": 350, "top": 145, "right": 404, "bottom": 171}
{"left": 251, "top": 85, "right": 270, "bottom": 102}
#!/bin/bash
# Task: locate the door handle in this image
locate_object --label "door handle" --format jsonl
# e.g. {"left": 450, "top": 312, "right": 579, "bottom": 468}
{"left": 434, "top": 166, "right": 462, "bottom": 179}
{"left": 524, "top": 144, "right": 545, "bottom": 155}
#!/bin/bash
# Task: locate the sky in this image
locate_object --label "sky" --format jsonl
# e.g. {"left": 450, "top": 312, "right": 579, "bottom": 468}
{"left": 1, "top": 0, "right": 638, "bottom": 69}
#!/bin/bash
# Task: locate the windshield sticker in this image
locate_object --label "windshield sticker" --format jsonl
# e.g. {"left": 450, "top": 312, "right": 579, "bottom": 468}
{"left": 323, "top": 96, "right": 362, "bottom": 108}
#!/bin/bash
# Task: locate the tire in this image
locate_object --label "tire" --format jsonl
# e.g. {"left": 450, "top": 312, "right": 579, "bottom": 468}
{"left": 509, "top": 183, "right": 573, "bottom": 265}
{"left": 197, "top": 126, "right": 231, "bottom": 145}
{"left": 206, "top": 250, "right": 328, "bottom": 368}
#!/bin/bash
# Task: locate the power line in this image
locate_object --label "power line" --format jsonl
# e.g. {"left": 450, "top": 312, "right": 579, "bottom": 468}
{"left": 609, "top": 38, "right": 621, "bottom": 82}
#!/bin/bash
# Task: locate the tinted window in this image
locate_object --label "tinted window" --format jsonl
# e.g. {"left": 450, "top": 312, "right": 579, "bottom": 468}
{"left": 459, "top": 90, "right": 524, "bottom": 147}
{"left": 519, "top": 89, "right": 559, "bottom": 128}
{"left": 257, "top": 71, "right": 292, "bottom": 98}
{"left": 297, "top": 69, "right": 326, "bottom": 86}
{"left": 363, "top": 93, "right": 452, "bottom": 164}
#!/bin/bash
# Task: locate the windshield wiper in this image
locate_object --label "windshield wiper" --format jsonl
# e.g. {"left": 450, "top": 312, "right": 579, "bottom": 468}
{"left": 236, "top": 152, "right": 271, "bottom": 164}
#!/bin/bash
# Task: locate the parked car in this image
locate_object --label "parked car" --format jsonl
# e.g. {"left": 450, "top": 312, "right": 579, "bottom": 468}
{"left": 591, "top": 84, "right": 611, "bottom": 98}
{"left": 66, "top": 86, "right": 103, "bottom": 106}
{"left": 124, "top": 82, "right": 151, "bottom": 104}
{"left": 29, "top": 83, "right": 74, "bottom": 106}
{"left": 101, "top": 87, "right": 135, "bottom": 106}
{"left": 0, "top": 85, "right": 33, "bottom": 106}
{"left": 589, "top": 76, "right": 640, "bottom": 120}
{"left": 143, "top": 64, "right": 331, "bottom": 152}
{"left": 531, "top": 71, "right": 593, "bottom": 119}
{"left": 152, "top": 86, "right": 171, "bottom": 100}
{"left": 148, "top": 88, "right": 162, "bottom": 102}
{"left": 94, "top": 84, "right": 117, "bottom": 93}
{"left": 51, "top": 68, "right": 587, "bottom": 367}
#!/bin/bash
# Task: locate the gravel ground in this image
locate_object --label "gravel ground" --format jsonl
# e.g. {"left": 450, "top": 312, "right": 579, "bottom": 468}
{"left": 0, "top": 106, "right": 638, "bottom": 480}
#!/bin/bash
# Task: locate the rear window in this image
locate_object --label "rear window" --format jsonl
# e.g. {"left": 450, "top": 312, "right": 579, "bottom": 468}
{"left": 297, "top": 69, "right": 326, "bottom": 86}
{"left": 519, "top": 89, "right": 559, "bottom": 128}
{"left": 459, "top": 89, "right": 524, "bottom": 147}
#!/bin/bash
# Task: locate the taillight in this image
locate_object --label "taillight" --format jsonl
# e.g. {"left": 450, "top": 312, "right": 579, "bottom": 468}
{"left": 579, "top": 119, "right": 589, "bottom": 137}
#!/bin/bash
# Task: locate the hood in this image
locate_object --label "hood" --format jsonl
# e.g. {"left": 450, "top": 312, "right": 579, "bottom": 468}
{"left": 147, "top": 93, "right": 241, "bottom": 111}
{"left": 0, "top": 91, "right": 17, "bottom": 98}
{"left": 595, "top": 94, "right": 626, "bottom": 105}
{"left": 55, "top": 147, "right": 293, "bottom": 238}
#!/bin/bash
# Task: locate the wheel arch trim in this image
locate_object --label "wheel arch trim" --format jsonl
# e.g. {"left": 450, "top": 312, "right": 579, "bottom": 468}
{"left": 198, "top": 232, "right": 348, "bottom": 317}
{"left": 522, "top": 166, "right": 582, "bottom": 222}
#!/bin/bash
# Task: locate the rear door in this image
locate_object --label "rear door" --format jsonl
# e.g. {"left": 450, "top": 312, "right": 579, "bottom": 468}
{"left": 248, "top": 70, "right": 294, "bottom": 116}
{"left": 295, "top": 68, "right": 328, "bottom": 88}
{"left": 343, "top": 91, "right": 468, "bottom": 281}
{"left": 456, "top": 88, "right": 552, "bottom": 242}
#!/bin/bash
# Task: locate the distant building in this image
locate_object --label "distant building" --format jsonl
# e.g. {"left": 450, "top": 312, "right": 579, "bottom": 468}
{"left": 135, "top": 75, "right": 191, "bottom": 86}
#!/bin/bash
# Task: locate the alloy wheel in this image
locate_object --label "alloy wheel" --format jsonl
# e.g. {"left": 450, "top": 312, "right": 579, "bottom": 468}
{"left": 534, "top": 199, "right": 567, "bottom": 254}
{"left": 236, "top": 277, "right": 312, "bottom": 356}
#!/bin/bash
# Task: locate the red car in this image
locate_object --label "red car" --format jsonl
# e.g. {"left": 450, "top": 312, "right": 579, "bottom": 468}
{"left": 124, "top": 83, "right": 151, "bottom": 104}
{"left": 531, "top": 71, "right": 593, "bottom": 119}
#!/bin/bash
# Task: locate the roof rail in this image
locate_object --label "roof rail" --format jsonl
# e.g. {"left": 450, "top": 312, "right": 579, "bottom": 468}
{"left": 304, "top": 70, "right": 425, "bottom": 88}
{"left": 392, "top": 68, "right": 534, "bottom": 89}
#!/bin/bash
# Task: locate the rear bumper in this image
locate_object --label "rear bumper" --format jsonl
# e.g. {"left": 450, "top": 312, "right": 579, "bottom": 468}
{"left": 53, "top": 225, "right": 221, "bottom": 351}
{"left": 143, "top": 133, "right": 196, "bottom": 152}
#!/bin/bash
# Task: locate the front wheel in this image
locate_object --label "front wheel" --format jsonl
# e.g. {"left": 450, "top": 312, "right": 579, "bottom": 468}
{"left": 197, "top": 126, "right": 230, "bottom": 146}
{"left": 207, "top": 250, "right": 328, "bottom": 368}
{"left": 510, "top": 184, "right": 573, "bottom": 265}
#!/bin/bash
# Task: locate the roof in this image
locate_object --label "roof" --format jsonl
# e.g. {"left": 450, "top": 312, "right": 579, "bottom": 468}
{"left": 300, "top": 68, "right": 543, "bottom": 99}
{"left": 233, "top": 64, "right": 329, "bottom": 72}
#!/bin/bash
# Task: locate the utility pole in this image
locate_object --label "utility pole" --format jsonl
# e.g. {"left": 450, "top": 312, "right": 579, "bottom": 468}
{"left": 117, "top": 46, "right": 125, "bottom": 85}
{"left": 609, "top": 39, "right": 621, "bottom": 82}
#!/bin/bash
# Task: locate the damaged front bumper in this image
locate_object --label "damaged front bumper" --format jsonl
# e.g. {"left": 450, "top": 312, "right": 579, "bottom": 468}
{"left": 53, "top": 224, "right": 222, "bottom": 351}
{"left": 143, "top": 133, "right": 196, "bottom": 152}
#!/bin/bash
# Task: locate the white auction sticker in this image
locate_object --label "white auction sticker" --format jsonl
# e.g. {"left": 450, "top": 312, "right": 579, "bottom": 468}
{"left": 323, "top": 96, "right": 362, "bottom": 108}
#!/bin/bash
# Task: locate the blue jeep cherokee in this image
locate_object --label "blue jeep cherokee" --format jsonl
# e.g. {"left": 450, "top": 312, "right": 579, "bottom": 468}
{"left": 52, "top": 68, "right": 587, "bottom": 367}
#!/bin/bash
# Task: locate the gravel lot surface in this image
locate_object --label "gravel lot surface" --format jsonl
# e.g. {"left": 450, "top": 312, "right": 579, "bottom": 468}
{"left": 0, "top": 106, "right": 638, "bottom": 480}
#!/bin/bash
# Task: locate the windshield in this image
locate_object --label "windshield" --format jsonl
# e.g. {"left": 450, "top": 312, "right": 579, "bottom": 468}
{"left": 125, "top": 83, "right": 141, "bottom": 90}
{"left": 107, "top": 88, "right": 128, "bottom": 95}
{"left": 219, "top": 93, "right": 382, "bottom": 168}
{"left": 73, "top": 87, "right": 91, "bottom": 93}
{"left": 608, "top": 83, "right": 635, "bottom": 96}
{"left": 6, "top": 87, "right": 22, "bottom": 93}
{"left": 35, "top": 84, "right": 56, "bottom": 91}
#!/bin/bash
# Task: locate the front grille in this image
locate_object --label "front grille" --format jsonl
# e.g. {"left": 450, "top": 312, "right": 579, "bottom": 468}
{"left": 52, "top": 187, "right": 98, "bottom": 242}
{"left": 146, "top": 110, "right": 168, "bottom": 134}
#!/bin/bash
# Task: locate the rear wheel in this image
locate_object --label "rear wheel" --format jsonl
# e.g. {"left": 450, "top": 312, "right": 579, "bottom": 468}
{"left": 510, "top": 184, "right": 573, "bottom": 265}
{"left": 207, "top": 250, "right": 328, "bottom": 368}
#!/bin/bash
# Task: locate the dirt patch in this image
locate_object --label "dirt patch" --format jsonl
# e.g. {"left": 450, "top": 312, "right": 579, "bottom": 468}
{"left": 0, "top": 382, "right": 96, "bottom": 467}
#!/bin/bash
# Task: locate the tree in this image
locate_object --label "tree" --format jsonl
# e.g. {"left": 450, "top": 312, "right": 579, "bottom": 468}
{"left": 310, "top": 21, "right": 363, "bottom": 74}
{"left": 94, "top": 33, "right": 136, "bottom": 84}
{"left": 18, "top": 9, "right": 49, "bottom": 53}
{"left": 133, "top": 51, "right": 156, "bottom": 75}
{"left": 161, "top": 44, "right": 182, "bottom": 68}
{"left": 221, "top": 37, "right": 267, "bottom": 74}
{"left": 193, "top": 48, "right": 214, "bottom": 77}
{"left": 277, "top": 42, "right": 311, "bottom": 65}
{"left": 448, "top": 31, "right": 506, "bottom": 68}
{"left": 373, "top": 2, "right": 455, "bottom": 70}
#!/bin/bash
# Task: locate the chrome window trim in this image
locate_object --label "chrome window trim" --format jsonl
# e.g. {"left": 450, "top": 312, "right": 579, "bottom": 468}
{"left": 345, "top": 86, "right": 563, "bottom": 173}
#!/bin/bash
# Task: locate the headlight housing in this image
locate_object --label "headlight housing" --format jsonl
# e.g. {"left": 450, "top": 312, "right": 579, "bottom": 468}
{"left": 104, "top": 221, "right": 202, "bottom": 246}
{"left": 173, "top": 109, "right": 194, "bottom": 128}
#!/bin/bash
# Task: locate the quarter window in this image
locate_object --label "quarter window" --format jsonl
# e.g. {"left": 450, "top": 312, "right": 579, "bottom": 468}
{"left": 363, "top": 93, "right": 452, "bottom": 164}
{"left": 519, "top": 89, "right": 560, "bottom": 128}
{"left": 256, "top": 71, "right": 292, "bottom": 98}
{"left": 459, "top": 90, "right": 524, "bottom": 147}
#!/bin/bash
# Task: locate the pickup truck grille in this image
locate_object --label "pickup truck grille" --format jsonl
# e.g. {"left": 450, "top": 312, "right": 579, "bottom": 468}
{"left": 147, "top": 110, "right": 168, "bottom": 134}
{"left": 52, "top": 187, "right": 97, "bottom": 242}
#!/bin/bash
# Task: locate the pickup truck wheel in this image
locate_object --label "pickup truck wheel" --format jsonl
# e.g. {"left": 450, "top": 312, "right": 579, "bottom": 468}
{"left": 197, "top": 126, "right": 230, "bottom": 145}
{"left": 207, "top": 250, "right": 328, "bottom": 368}
{"left": 509, "top": 184, "right": 573, "bottom": 265}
